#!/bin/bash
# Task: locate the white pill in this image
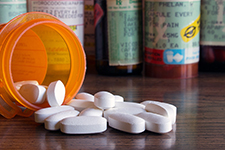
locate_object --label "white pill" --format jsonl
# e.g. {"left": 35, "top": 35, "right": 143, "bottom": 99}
{"left": 67, "top": 99, "right": 95, "bottom": 112}
{"left": 136, "top": 112, "right": 172, "bottom": 134}
{"left": 104, "top": 105, "right": 145, "bottom": 120}
{"left": 75, "top": 92, "right": 94, "bottom": 101}
{"left": 114, "top": 95, "right": 124, "bottom": 102}
{"left": 60, "top": 116, "right": 107, "bottom": 134}
{"left": 141, "top": 100, "right": 177, "bottom": 114}
{"left": 44, "top": 110, "right": 80, "bottom": 131}
{"left": 19, "top": 84, "right": 46, "bottom": 104}
{"left": 15, "top": 80, "right": 39, "bottom": 90}
{"left": 145, "top": 103, "right": 169, "bottom": 117}
{"left": 115, "top": 102, "right": 145, "bottom": 109}
{"left": 79, "top": 107, "right": 103, "bottom": 117}
{"left": 47, "top": 80, "right": 65, "bottom": 107}
{"left": 141, "top": 100, "right": 177, "bottom": 124}
{"left": 94, "top": 91, "right": 115, "bottom": 109}
{"left": 34, "top": 105, "right": 74, "bottom": 123}
{"left": 108, "top": 112, "right": 145, "bottom": 134}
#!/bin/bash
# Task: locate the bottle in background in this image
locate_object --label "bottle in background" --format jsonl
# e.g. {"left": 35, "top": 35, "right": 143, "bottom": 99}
{"left": 144, "top": 0, "right": 200, "bottom": 78}
{"left": 27, "top": 0, "right": 84, "bottom": 46}
{"left": 84, "top": 0, "right": 95, "bottom": 57}
{"left": 84, "top": 0, "right": 96, "bottom": 73}
{"left": 0, "top": 0, "right": 27, "bottom": 24}
{"left": 199, "top": 0, "right": 225, "bottom": 72}
{"left": 94, "top": 0, "right": 143, "bottom": 75}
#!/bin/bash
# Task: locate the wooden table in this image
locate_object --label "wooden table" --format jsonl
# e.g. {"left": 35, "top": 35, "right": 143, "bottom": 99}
{"left": 1, "top": 70, "right": 225, "bottom": 150}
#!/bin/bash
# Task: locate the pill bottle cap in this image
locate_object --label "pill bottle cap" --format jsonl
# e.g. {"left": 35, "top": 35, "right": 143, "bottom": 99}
{"left": 0, "top": 12, "right": 86, "bottom": 118}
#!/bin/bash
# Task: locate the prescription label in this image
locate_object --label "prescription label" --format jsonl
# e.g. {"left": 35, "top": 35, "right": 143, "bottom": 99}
{"left": 28, "top": 0, "right": 84, "bottom": 45}
{"left": 145, "top": 0, "right": 200, "bottom": 65}
{"left": 0, "top": 0, "right": 27, "bottom": 24}
{"left": 200, "top": 0, "right": 225, "bottom": 45}
{"left": 11, "top": 29, "right": 47, "bottom": 83}
{"left": 107, "top": 0, "right": 143, "bottom": 66}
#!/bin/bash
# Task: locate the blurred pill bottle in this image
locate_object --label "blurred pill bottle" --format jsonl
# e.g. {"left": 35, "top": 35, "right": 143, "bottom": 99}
{"left": 0, "top": 0, "right": 27, "bottom": 24}
{"left": 144, "top": 0, "right": 200, "bottom": 78}
{"left": 84, "top": 0, "right": 95, "bottom": 56}
{"left": 199, "top": 0, "right": 225, "bottom": 72}
{"left": 0, "top": 12, "right": 86, "bottom": 119}
{"left": 27, "top": 0, "right": 84, "bottom": 45}
{"left": 94, "top": 0, "right": 143, "bottom": 75}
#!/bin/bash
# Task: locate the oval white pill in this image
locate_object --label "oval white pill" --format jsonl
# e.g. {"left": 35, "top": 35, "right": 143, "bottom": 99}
{"left": 79, "top": 107, "right": 103, "bottom": 117}
{"left": 19, "top": 84, "right": 46, "bottom": 104}
{"left": 67, "top": 99, "right": 95, "bottom": 112}
{"left": 114, "top": 95, "right": 124, "bottom": 102}
{"left": 44, "top": 110, "right": 80, "bottom": 131}
{"left": 47, "top": 80, "right": 65, "bottom": 107}
{"left": 60, "top": 116, "right": 107, "bottom": 134}
{"left": 104, "top": 106, "right": 145, "bottom": 121}
{"left": 108, "top": 112, "right": 145, "bottom": 134}
{"left": 145, "top": 103, "right": 169, "bottom": 117}
{"left": 115, "top": 102, "right": 145, "bottom": 109}
{"left": 15, "top": 80, "right": 39, "bottom": 90}
{"left": 141, "top": 100, "right": 177, "bottom": 124}
{"left": 136, "top": 112, "right": 172, "bottom": 134}
{"left": 75, "top": 92, "right": 94, "bottom": 101}
{"left": 141, "top": 100, "right": 177, "bottom": 114}
{"left": 94, "top": 91, "right": 115, "bottom": 109}
{"left": 34, "top": 105, "right": 74, "bottom": 123}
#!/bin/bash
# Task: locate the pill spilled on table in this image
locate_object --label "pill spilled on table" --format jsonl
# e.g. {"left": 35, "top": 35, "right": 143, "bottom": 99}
{"left": 16, "top": 80, "right": 177, "bottom": 134}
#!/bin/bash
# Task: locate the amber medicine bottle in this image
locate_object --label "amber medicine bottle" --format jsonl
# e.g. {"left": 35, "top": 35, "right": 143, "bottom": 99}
{"left": 199, "top": 0, "right": 225, "bottom": 72}
{"left": 144, "top": 0, "right": 200, "bottom": 78}
{"left": 0, "top": 12, "right": 86, "bottom": 119}
{"left": 94, "top": 0, "right": 143, "bottom": 75}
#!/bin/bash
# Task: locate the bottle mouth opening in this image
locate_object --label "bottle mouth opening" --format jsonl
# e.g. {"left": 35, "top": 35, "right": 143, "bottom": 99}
{"left": 1, "top": 13, "right": 86, "bottom": 111}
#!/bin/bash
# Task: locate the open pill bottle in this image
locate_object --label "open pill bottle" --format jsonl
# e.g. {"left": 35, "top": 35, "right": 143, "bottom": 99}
{"left": 0, "top": 12, "right": 86, "bottom": 119}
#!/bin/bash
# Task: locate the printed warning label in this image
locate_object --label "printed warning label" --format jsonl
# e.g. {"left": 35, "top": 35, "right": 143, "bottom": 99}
{"left": 145, "top": 47, "right": 199, "bottom": 65}
{"left": 145, "top": 0, "right": 200, "bottom": 65}
{"left": 200, "top": 0, "right": 225, "bottom": 45}
{"left": 181, "top": 15, "right": 200, "bottom": 42}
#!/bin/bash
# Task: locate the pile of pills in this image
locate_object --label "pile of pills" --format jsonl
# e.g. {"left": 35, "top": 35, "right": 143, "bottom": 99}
{"left": 16, "top": 80, "right": 65, "bottom": 106}
{"left": 16, "top": 80, "right": 177, "bottom": 134}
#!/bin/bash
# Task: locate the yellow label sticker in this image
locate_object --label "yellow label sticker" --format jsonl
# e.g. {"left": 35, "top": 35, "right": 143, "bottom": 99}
{"left": 180, "top": 15, "right": 200, "bottom": 43}
{"left": 85, "top": 5, "right": 94, "bottom": 11}
{"left": 69, "top": 25, "right": 77, "bottom": 31}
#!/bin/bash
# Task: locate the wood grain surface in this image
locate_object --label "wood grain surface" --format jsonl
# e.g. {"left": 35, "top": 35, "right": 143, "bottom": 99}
{"left": 1, "top": 71, "right": 225, "bottom": 150}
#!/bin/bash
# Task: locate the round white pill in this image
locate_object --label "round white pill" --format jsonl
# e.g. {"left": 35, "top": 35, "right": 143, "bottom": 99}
{"left": 60, "top": 116, "right": 107, "bottom": 134}
{"left": 108, "top": 112, "right": 145, "bottom": 134}
{"left": 15, "top": 80, "right": 39, "bottom": 90}
{"left": 44, "top": 110, "right": 80, "bottom": 131}
{"left": 79, "top": 107, "right": 103, "bottom": 117}
{"left": 67, "top": 99, "right": 95, "bottom": 112}
{"left": 34, "top": 105, "right": 74, "bottom": 123}
{"left": 94, "top": 91, "right": 115, "bottom": 110}
{"left": 19, "top": 84, "right": 46, "bottom": 104}
{"left": 114, "top": 95, "right": 124, "bottom": 102}
{"left": 75, "top": 92, "right": 94, "bottom": 101}
{"left": 136, "top": 112, "right": 172, "bottom": 134}
{"left": 47, "top": 80, "right": 65, "bottom": 107}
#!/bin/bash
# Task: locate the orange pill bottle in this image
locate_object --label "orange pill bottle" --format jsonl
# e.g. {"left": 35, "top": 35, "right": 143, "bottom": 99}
{"left": 0, "top": 12, "right": 86, "bottom": 118}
